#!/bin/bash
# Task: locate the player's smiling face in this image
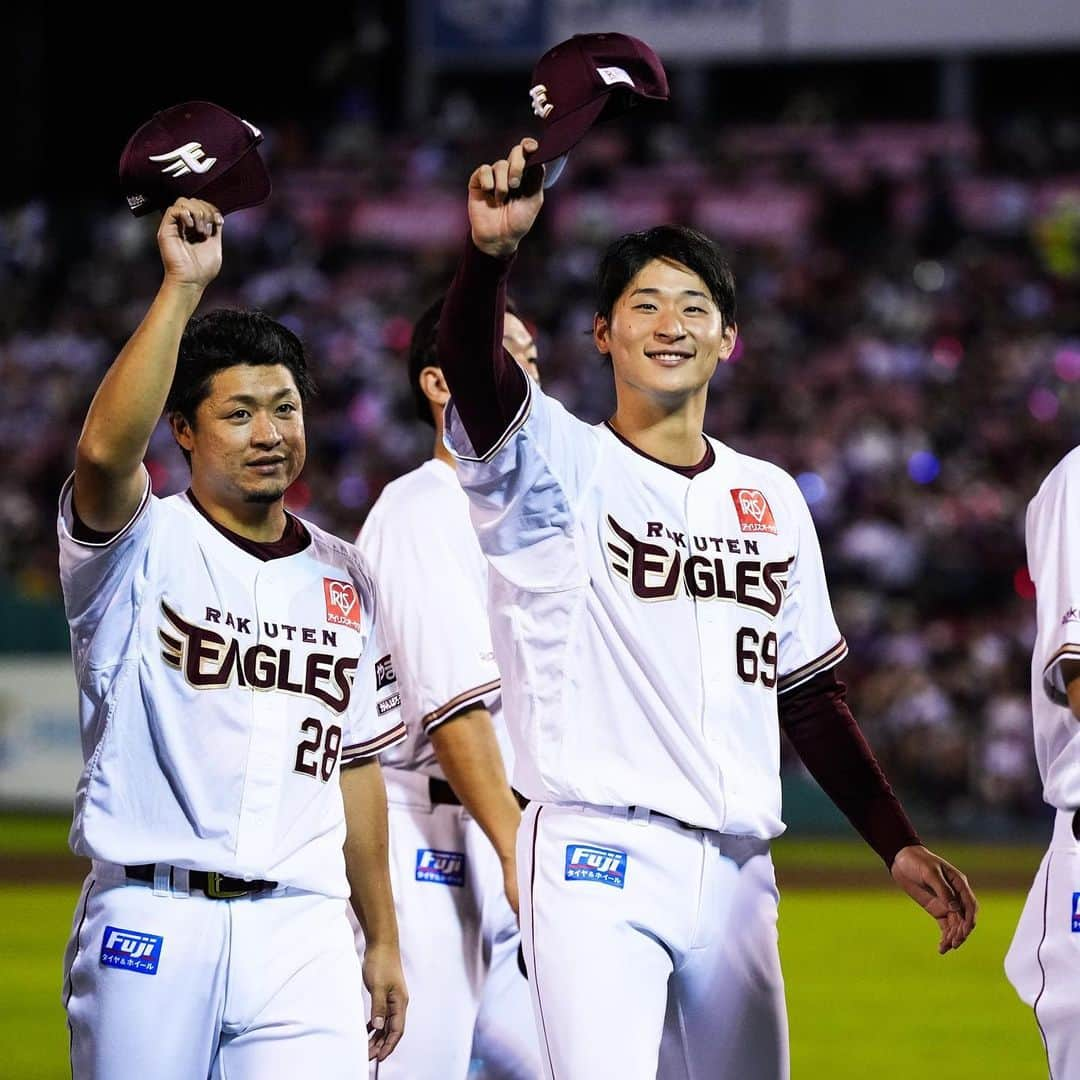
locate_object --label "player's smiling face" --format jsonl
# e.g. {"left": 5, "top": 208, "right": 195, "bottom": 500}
{"left": 594, "top": 257, "right": 736, "bottom": 407}
{"left": 174, "top": 363, "right": 306, "bottom": 507}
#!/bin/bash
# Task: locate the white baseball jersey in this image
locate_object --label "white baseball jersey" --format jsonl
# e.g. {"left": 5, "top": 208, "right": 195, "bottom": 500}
{"left": 356, "top": 458, "right": 508, "bottom": 778}
{"left": 57, "top": 471, "right": 405, "bottom": 898}
{"left": 1024, "top": 444, "right": 1080, "bottom": 811}
{"left": 446, "top": 375, "right": 847, "bottom": 837}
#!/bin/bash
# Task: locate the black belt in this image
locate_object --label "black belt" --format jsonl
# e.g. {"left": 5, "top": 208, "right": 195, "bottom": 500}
{"left": 429, "top": 777, "right": 462, "bottom": 806}
{"left": 125, "top": 864, "right": 278, "bottom": 899}
{"left": 428, "top": 777, "right": 529, "bottom": 810}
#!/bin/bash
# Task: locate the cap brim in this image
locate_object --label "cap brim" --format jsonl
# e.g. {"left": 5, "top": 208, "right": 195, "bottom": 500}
{"left": 542, "top": 154, "right": 569, "bottom": 189}
{"left": 196, "top": 145, "right": 272, "bottom": 216}
{"left": 531, "top": 95, "right": 610, "bottom": 168}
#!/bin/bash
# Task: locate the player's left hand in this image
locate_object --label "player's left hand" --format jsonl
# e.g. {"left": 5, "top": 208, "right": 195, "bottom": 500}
{"left": 890, "top": 845, "right": 978, "bottom": 954}
{"left": 363, "top": 941, "right": 408, "bottom": 1060}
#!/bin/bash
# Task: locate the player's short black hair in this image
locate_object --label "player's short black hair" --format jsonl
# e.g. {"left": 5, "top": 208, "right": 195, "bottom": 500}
{"left": 407, "top": 295, "right": 523, "bottom": 428}
{"left": 408, "top": 298, "right": 444, "bottom": 427}
{"left": 595, "top": 224, "right": 737, "bottom": 328}
{"left": 166, "top": 309, "right": 317, "bottom": 463}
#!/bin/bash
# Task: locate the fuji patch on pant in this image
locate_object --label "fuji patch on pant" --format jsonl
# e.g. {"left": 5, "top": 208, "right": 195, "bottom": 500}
{"left": 415, "top": 849, "right": 465, "bottom": 886}
{"left": 564, "top": 844, "right": 627, "bottom": 888}
{"left": 1072, "top": 893, "right": 1080, "bottom": 933}
{"left": 100, "top": 926, "right": 163, "bottom": 974}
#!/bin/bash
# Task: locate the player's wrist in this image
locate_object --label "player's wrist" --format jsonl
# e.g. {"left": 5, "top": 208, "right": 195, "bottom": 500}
{"left": 470, "top": 233, "right": 520, "bottom": 259}
{"left": 158, "top": 276, "right": 209, "bottom": 307}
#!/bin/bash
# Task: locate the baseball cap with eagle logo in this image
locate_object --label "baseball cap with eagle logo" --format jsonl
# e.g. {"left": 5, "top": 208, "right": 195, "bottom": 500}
{"left": 119, "top": 101, "right": 271, "bottom": 217}
{"left": 527, "top": 32, "right": 669, "bottom": 188}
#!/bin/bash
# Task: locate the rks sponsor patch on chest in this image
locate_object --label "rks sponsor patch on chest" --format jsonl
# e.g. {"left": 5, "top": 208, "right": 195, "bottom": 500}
{"left": 416, "top": 849, "right": 465, "bottom": 886}
{"left": 1072, "top": 893, "right": 1080, "bottom": 933}
{"left": 731, "top": 489, "right": 777, "bottom": 535}
{"left": 100, "top": 926, "right": 163, "bottom": 975}
{"left": 565, "top": 844, "right": 627, "bottom": 888}
{"left": 323, "top": 578, "right": 361, "bottom": 631}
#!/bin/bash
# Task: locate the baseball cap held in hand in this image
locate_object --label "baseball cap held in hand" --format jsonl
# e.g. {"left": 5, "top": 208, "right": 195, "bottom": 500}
{"left": 528, "top": 32, "right": 669, "bottom": 188}
{"left": 119, "top": 101, "right": 271, "bottom": 217}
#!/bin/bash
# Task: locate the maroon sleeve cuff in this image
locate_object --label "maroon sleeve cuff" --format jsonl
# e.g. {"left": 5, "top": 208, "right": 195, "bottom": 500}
{"left": 779, "top": 668, "right": 921, "bottom": 867}
{"left": 436, "top": 236, "right": 530, "bottom": 456}
{"left": 71, "top": 502, "right": 122, "bottom": 544}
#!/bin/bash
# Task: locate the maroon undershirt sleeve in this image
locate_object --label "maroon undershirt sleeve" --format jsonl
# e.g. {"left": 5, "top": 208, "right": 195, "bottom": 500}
{"left": 779, "top": 668, "right": 921, "bottom": 868}
{"left": 436, "top": 236, "right": 530, "bottom": 456}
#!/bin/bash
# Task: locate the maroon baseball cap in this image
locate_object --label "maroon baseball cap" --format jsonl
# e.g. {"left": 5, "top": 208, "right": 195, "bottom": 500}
{"left": 119, "top": 101, "right": 271, "bottom": 217}
{"left": 528, "top": 33, "right": 669, "bottom": 187}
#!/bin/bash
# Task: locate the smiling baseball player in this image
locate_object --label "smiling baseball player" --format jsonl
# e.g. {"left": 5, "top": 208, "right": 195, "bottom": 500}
{"left": 434, "top": 118, "right": 979, "bottom": 1077}
{"left": 352, "top": 295, "right": 540, "bottom": 1079}
{"left": 59, "top": 142, "right": 408, "bottom": 1076}
{"left": 1005, "top": 447, "right": 1080, "bottom": 1077}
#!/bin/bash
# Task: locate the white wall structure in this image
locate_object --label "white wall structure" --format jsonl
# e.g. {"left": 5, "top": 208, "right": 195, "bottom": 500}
{"left": 0, "top": 659, "right": 81, "bottom": 811}
{"left": 549, "top": 0, "right": 1080, "bottom": 57}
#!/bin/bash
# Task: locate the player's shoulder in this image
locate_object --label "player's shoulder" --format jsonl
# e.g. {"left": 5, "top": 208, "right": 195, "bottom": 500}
{"left": 362, "top": 460, "right": 462, "bottom": 536}
{"left": 1032, "top": 445, "right": 1080, "bottom": 506}
{"left": 715, "top": 439, "right": 802, "bottom": 496}
{"left": 373, "top": 460, "right": 457, "bottom": 510}
{"left": 300, "top": 515, "right": 373, "bottom": 582}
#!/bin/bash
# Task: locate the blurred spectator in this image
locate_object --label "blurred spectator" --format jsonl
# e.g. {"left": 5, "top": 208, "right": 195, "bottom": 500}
{"left": 5, "top": 116, "right": 1078, "bottom": 828}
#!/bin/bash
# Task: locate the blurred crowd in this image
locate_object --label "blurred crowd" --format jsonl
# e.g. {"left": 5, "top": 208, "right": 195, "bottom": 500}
{"left": 3, "top": 108, "right": 1078, "bottom": 830}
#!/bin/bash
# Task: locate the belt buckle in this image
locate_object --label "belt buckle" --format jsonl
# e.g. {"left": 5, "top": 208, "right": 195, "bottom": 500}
{"left": 204, "top": 872, "right": 248, "bottom": 900}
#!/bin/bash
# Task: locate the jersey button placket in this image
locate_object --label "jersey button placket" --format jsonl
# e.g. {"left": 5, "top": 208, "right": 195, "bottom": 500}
{"left": 234, "top": 563, "right": 288, "bottom": 873}
{"left": 685, "top": 477, "right": 730, "bottom": 830}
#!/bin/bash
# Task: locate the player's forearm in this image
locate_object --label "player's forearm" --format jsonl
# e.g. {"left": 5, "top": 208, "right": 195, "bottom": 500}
{"left": 342, "top": 759, "right": 400, "bottom": 946}
{"left": 77, "top": 279, "right": 204, "bottom": 476}
{"left": 430, "top": 706, "right": 521, "bottom": 862}
{"left": 779, "top": 670, "right": 920, "bottom": 867}
{"left": 436, "top": 238, "right": 529, "bottom": 452}
{"left": 1061, "top": 660, "right": 1080, "bottom": 721}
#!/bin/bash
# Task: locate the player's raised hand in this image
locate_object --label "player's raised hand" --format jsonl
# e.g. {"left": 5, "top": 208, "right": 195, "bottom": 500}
{"left": 468, "top": 138, "right": 544, "bottom": 258}
{"left": 890, "top": 845, "right": 978, "bottom": 954}
{"left": 157, "top": 197, "right": 224, "bottom": 289}
{"left": 363, "top": 940, "right": 409, "bottom": 1061}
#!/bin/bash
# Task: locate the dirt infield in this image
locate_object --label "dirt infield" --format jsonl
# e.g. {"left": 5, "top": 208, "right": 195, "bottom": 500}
{"left": 0, "top": 852, "right": 1036, "bottom": 891}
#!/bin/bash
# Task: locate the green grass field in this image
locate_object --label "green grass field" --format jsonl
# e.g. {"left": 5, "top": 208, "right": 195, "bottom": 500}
{"left": 0, "top": 818, "right": 1049, "bottom": 1079}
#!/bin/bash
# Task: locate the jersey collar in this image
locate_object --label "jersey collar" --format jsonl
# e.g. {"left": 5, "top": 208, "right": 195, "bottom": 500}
{"left": 602, "top": 421, "right": 716, "bottom": 478}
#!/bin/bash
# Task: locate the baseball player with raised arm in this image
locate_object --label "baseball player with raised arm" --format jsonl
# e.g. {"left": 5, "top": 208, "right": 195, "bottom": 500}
{"left": 352, "top": 296, "right": 540, "bottom": 1079}
{"left": 1005, "top": 447, "right": 1080, "bottom": 1077}
{"left": 432, "top": 46, "right": 979, "bottom": 1076}
{"left": 59, "top": 102, "right": 408, "bottom": 1079}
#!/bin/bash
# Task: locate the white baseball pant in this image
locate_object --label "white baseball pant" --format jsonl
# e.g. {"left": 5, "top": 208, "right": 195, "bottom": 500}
{"left": 1005, "top": 808, "right": 1080, "bottom": 1079}
{"left": 64, "top": 864, "right": 367, "bottom": 1079}
{"left": 518, "top": 801, "right": 789, "bottom": 1080}
{"left": 354, "top": 769, "right": 539, "bottom": 1079}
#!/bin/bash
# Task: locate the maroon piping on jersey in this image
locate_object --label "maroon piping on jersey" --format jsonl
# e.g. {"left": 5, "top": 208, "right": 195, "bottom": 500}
{"left": 1032, "top": 853, "right": 1055, "bottom": 1078}
{"left": 437, "top": 237, "right": 534, "bottom": 458}
{"left": 528, "top": 806, "right": 559, "bottom": 1078}
{"left": 65, "top": 879, "right": 96, "bottom": 1072}
{"left": 778, "top": 668, "right": 920, "bottom": 867}
{"left": 602, "top": 420, "right": 716, "bottom": 478}
{"left": 186, "top": 489, "right": 311, "bottom": 560}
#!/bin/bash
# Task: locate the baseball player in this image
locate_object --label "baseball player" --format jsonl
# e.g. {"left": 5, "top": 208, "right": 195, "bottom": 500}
{"left": 433, "top": 138, "right": 979, "bottom": 1079}
{"left": 59, "top": 197, "right": 408, "bottom": 1079}
{"left": 351, "top": 296, "right": 540, "bottom": 1079}
{"left": 1005, "top": 447, "right": 1080, "bottom": 1077}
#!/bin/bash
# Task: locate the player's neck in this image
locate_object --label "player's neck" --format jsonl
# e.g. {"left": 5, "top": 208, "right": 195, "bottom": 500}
{"left": 610, "top": 390, "right": 708, "bottom": 468}
{"left": 188, "top": 479, "right": 289, "bottom": 542}
{"left": 432, "top": 413, "right": 457, "bottom": 470}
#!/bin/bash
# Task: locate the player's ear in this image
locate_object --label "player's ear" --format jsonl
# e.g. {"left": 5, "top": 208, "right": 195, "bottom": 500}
{"left": 169, "top": 411, "right": 195, "bottom": 452}
{"left": 593, "top": 313, "right": 611, "bottom": 355}
{"left": 419, "top": 366, "right": 450, "bottom": 410}
{"left": 718, "top": 321, "right": 738, "bottom": 363}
